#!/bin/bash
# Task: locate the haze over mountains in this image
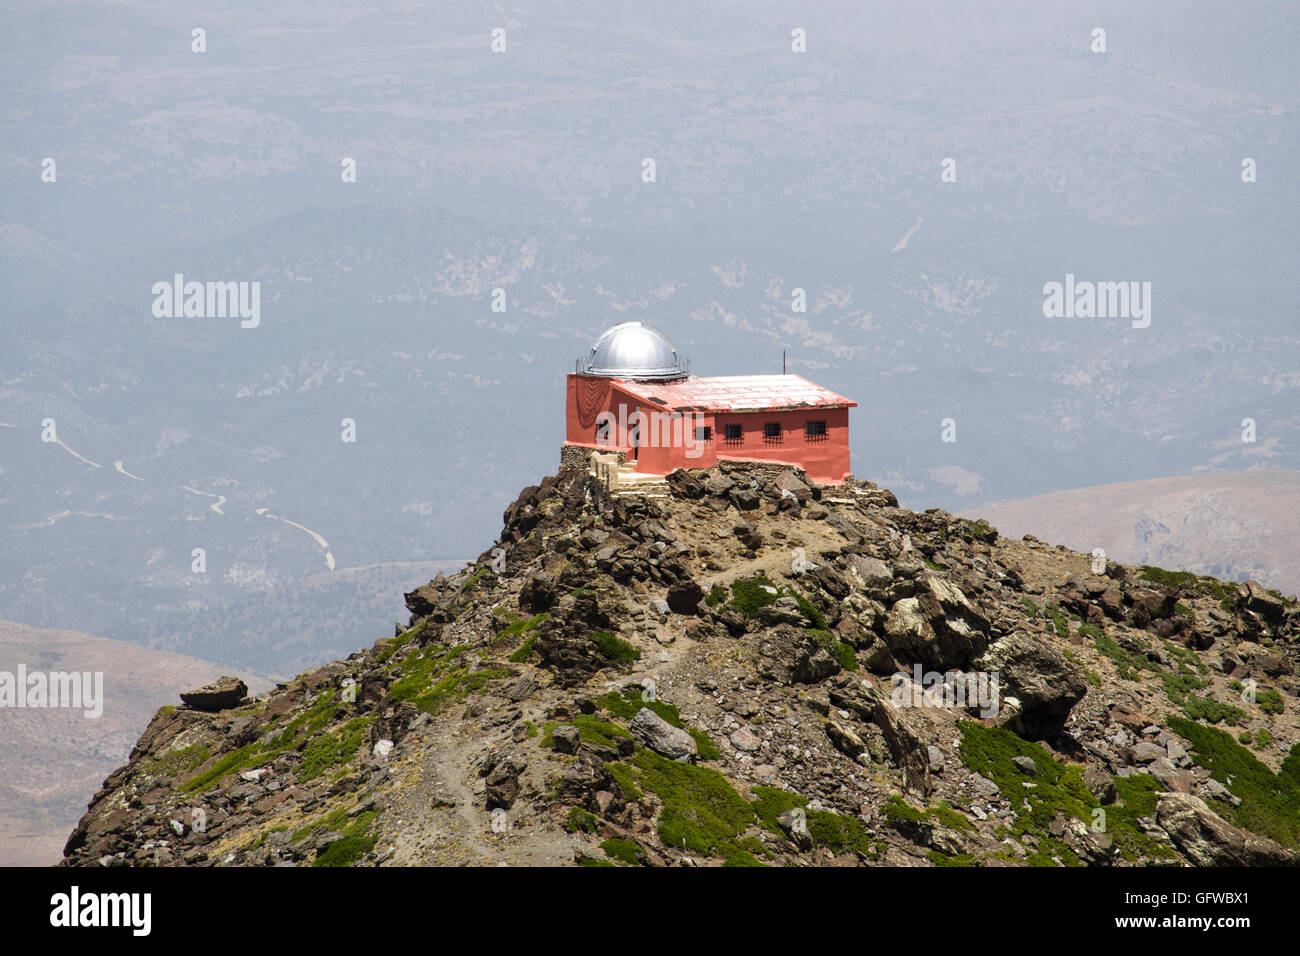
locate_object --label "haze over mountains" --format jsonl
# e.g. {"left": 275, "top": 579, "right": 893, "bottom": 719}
{"left": 1, "top": 0, "right": 1297, "bottom": 679}
{"left": 968, "top": 469, "right": 1300, "bottom": 596}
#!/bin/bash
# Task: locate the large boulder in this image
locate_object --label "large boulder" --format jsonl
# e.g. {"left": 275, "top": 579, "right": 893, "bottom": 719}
{"left": 975, "top": 631, "right": 1087, "bottom": 739}
{"left": 757, "top": 625, "right": 841, "bottom": 685}
{"left": 665, "top": 580, "right": 705, "bottom": 615}
{"left": 179, "top": 677, "right": 247, "bottom": 712}
{"left": 1156, "top": 793, "right": 1297, "bottom": 866}
{"left": 519, "top": 573, "right": 557, "bottom": 612}
{"left": 628, "top": 708, "right": 698, "bottom": 762}
{"left": 883, "top": 574, "right": 990, "bottom": 670}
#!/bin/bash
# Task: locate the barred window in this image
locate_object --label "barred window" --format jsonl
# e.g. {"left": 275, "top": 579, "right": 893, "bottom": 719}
{"left": 723, "top": 423, "right": 743, "bottom": 445}
{"left": 805, "top": 419, "right": 827, "bottom": 440}
{"left": 695, "top": 425, "right": 712, "bottom": 442}
{"left": 763, "top": 421, "right": 782, "bottom": 443}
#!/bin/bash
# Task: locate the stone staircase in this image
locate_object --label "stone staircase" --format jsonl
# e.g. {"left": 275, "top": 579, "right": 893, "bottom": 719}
{"left": 589, "top": 452, "right": 670, "bottom": 496}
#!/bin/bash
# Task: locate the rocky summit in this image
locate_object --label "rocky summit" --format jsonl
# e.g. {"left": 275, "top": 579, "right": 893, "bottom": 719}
{"left": 60, "top": 460, "right": 1300, "bottom": 868}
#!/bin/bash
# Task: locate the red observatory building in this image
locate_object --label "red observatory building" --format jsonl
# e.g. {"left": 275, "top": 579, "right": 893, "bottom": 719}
{"left": 564, "top": 322, "right": 856, "bottom": 484}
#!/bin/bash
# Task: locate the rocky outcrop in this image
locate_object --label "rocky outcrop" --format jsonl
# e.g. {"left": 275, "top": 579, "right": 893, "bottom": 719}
{"left": 57, "top": 458, "right": 1300, "bottom": 869}
{"left": 179, "top": 677, "right": 248, "bottom": 712}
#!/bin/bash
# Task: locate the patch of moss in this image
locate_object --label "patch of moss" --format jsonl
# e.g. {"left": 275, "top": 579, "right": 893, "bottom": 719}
{"left": 391, "top": 646, "right": 509, "bottom": 714}
{"left": 499, "top": 612, "right": 549, "bottom": 642}
{"left": 607, "top": 762, "right": 642, "bottom": 802}
{"left": 565, "top": 807, "right": 599, "bottom": 834}
{"left": 507, "top": 635, "right": 538, "bottom": 663}
{"left": 621, "top": 750, "right": 754, "bottom": 855}
{"left": 957, "top": 720, "right": 1174, "bottom": 863}
{"left": 297, "top": 715, "right": 374, "bottom": 782}
{"left": 375, "top": 625, "right": 419, "bottom": 664}
{"left": 1138, "top": 566, "right": 1201, "bottom": 590}
{"left": 314, "top": 833, "right": 377, "bottom": 867}
{"left": 1257, "top": 688, "right": 1285, "bottom": 716}
{"left": 570, "top": 714, "right": 630, "bottom": 747}
{"left": 1182, "top": 696, "right": 1244, "bottom": 726}
{"left": 751, "top": 785, "right": 876, "bottom": 857}
{"left": 1161, "top": 672, "right": 1207, "bottom": 706}
{"left": 688, "top": 728, "right": 722, "bottom": 761}
{"left": 1167, "top": 716, "right": 1300, "bottom": 849}
{"left": 728, "top": 575, "right": 781, "bottom": 618}
{"left": 1045, "top": 605, "right": 1070, "bottom": 640}
{"left": 597, "top": 685, "right": 682, "bottom": 726}
{"left": 149, "top": 744, "right": 211, "bottom": 778}
{"left": 833, "top": 641, "right": 859, "bottom": 672}
{"left": 1020, "top": 597, "right": 1041, "bottom": 619}
{"left": 1093, "top": 633, "right": 1151, "bottom": 681}
{"left": 704, "top": 584, "right": 729, "bottom": 607}
{"left": 882, "top": 796, "right": 974, "bottom": 833}
{"left": 591, "top": 631, "right": 641, "bottom": 664}
{"left": 599, "top": 837, "right": 646, "bottom": 865}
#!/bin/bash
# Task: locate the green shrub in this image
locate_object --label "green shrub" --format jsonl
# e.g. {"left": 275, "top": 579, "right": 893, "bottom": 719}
{"left": 1182, "top": 696, "right": 1245, "bottom": 726}
{"left": 599, "top": 837, "right": 646, "bottom": 865}
{"left": 623, "top": 750, "right": 754, "bottom": 855}
{"left": 1257, "top": 688, "right": 1285, "bottom": 716}
{"left": 591, "top": 631, "right": 641, "bottom": 664}
{"left": 1168, "top": 716, "right": 1300, "bottom": 848}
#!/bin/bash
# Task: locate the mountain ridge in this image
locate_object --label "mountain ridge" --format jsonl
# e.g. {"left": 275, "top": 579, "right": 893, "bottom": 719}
{"left": 59, "top": 459, "right": 1300, "bottom": 867}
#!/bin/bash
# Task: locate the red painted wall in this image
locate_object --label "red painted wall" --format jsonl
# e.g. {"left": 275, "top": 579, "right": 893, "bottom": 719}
{"left": 564, "top": 374, "right": 852, "bottom": 484}
{"left": 714, "top": 408, "right": 851, "bottom": 483}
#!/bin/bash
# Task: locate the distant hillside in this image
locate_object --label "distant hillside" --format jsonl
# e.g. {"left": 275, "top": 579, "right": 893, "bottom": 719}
{"left": 0, "top": 621, "right": 271, "bottom": 866}
{"left": 965, "top": 469, "right": 1300, "bottom": 596}
{"left": 134, "top": 561, "right": 470, "bottom": 678}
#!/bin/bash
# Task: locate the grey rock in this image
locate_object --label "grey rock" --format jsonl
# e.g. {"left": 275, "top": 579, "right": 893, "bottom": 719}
{"left": 629, "top": 707, "right": 698, "bottom": 762}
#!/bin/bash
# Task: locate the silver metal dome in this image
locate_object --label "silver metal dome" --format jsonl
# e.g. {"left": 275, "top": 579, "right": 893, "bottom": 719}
{"left": 579, "top": 321, "right": 690, "bottom": 380}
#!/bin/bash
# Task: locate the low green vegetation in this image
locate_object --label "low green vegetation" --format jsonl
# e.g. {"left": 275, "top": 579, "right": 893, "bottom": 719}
{"left": 565, "top": 807, "right": 599, "bottom": 834}
{"left": 390, "top": 644, "right": 509, "bottom": 714}
{"left": 507, "top": 635, "right": 538, "bottom": 663}
{"left": 599, "top": 837, "right": 646, "bottom": 865}
{"left": 727, "top": 574, "right": 780, "bottom": 618}
{"left": 957, "top": 720, "right": 1175, "bottom": 865}
{"left": 597, "top": 685, "right": 682, "bottom": 726}
{"left": 1257, "top": 688, "right": 1285, "bottom": 716}
{"left": 591, "top": 631, "right": 641, "bottom": 664}
{"left": 1044, "top": 605, "right": 1070, "bottom": 640}
{"left": 1182, "top": 695, "right": 1245, "bottom": 726}
{"left": 688, "top": 728, "right": 722, "bottom": 761}
{"left": 751, "top": 785, "right": 880, "bottom": 858}
{"left": 1167, "top": 715, "right": 1300, "bottom": 849}
{"left": 1092, "top": 632, "right": 1152, "bottom": 681}
{"left": 297, "top": 715, "right": 374, "bottom": 782}
{"left": 149, "top": 744, "right": 211, "bottom": 779}
{"left": 622, "top": 749, "right": 754, "bottom": 859}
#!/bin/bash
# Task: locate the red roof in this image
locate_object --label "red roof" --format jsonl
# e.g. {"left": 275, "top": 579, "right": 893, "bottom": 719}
{"left": 613, "top": 375, "right": 856, "bottom": 413}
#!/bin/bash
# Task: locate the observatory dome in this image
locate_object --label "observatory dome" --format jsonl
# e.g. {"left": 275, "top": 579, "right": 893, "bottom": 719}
{"left": 581, "top": 321, "right": 689, "bottom": 381}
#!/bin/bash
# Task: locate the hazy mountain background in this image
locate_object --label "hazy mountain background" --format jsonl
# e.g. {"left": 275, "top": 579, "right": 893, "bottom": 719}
{"left": 2, "top": 0, "right": 1297, "bottom": 686}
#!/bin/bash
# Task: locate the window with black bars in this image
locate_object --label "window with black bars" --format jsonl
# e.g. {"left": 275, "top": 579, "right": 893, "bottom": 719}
{"left": 805, "top": 419, "right": 827, "bottom": 441}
